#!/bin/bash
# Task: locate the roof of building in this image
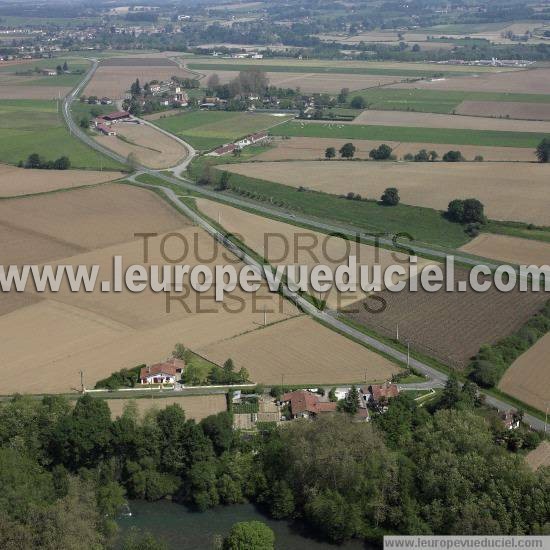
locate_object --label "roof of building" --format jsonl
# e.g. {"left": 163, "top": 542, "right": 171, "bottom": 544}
{"left": 249, "top": 131, "right": 268, "bottom": 141}
{"left": 369, "top": 382, "right": 399, "bottom": 401}
{"left": 140, "top": 357, "right": 185, "bottom": 380}
{"left": 214, "top": 143, "right": 236, "bottom": 155}
{"left": 104, "top": 110, "right": 130, "bottom": 120}
{"left": 281, "top": 391, "right": 337, "bottom": 416}
{"left": 96, "top": 123, "right": 114, "bottom": 134}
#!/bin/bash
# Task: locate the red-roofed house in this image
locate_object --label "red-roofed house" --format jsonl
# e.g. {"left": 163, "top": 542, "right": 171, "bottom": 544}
{"left": 139, "top": 358, "right": 185, "bottom": 384}
{"left": 249, "top": 131, "right": 268, "bottom": 144}
{"left": 96, "top": 123, "right": 116, "bottom": 136}
{"left": 103, "top": 110, "right": 131, "bottom": 122}
{"left": 212, "top": 143, "right": 236, "bottom": 156}
{"left": 280, "top": 391, "right": 337, "bottom": 419}
{"left": 363, "top": 382, "right": 399, "bottom": 405}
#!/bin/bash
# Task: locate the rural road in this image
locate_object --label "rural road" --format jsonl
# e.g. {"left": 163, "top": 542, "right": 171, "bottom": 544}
{"left": 63, "top": 62, "right": 547, "bottom": 432}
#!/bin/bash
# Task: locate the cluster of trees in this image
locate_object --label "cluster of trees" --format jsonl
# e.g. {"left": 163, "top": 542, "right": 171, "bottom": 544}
{"left": 206, "top": 70, "right": 269, "bottom": 103}
{"left": 0, "top": 373, "right": 548, "bottom": 548}
{"left": 19, "top": 153, "right": 71, "bottom": 170}
{"left": 55, "top": 60, "right": 69, "bottom": 74}
{"left": 369, "top": 143, "right": 394, "bottom": 160}
{"left": 325, "top": 142, "right": 356, "bottom": 159}
{"left": 381, "top": 187, "right": 400, "bottom": 206}
{"left": 447, "top": 198, "right": 485, "bottom": 225}
{"left": 470, "top": 300, "right": 550, "bottom": 387}
{"left": 404, "top": 149, "right": 439, "bottom": 162}
{"left": 442, "top": 150, "right": 465, "bottom": 162}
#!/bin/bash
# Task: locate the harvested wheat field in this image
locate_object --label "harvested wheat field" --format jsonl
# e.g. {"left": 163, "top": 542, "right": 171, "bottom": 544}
{"left": 0, "top": 84, "right": 71, "bottom": 100}
{"left": 0, "top": 183, "right": 188, "bottom": 252}
{"left": 255, "top": 137, "right": 535, "bottom": 162}
{"left": 499, "top": 331, "right": 550, "bottom": 412}
{"left": 344, "top": 269, "right": 547, "bottom": 368}
{"left": 198, "top": 316, "right": 401, "bottom": 385}
{"left": 0, "top": 184, "right": 306, "bottom": 394}
{"left": 459, "top": 234, "right": 550, "bottom": 266}
{"left": 196, "top": 197, "right": 437, "bottom": 309}
{"left": 391, "top": 68, "right": 550, "bottom": 94}
{"left": 456, "top": 101, "right": 550, "bottom": 121}
{"left": 0, "top": 164, "right": 124, "bottom": 197}
{"left": 85, "top": 57, "right": 195, "bottom": 99}
{"left": 525, "top": 441, "right": 550, "bottom": 471}
{"left": 106, "top": 394, "right": 227, "bottom": 421}
{"left": 352, "top": 109, "right": 550, "bottom": 133}
{"left": 198, "top": 69, "right": 402, "bottom": 93}
{"left": 221, "top": 161, "right": 550, "bottom": 225}
{"left": 94, "top": 123, "right": 187, "bottom": 169}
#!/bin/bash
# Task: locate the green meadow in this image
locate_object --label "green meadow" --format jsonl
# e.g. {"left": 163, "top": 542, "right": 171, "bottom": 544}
{"left": 350, "top": 88, "right": 550, "bottom": 114}
{"left": 153, "top": 110, "right": 291, "bottom": 150}
{"left": 272, "top": 120, "right": 548, "bottom": 148}
{"left": 0, "top": 100, "right": 124, "bottom": 170}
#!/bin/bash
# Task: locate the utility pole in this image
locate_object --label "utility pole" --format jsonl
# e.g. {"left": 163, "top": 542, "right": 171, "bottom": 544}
{"left": 396, "top": 323, "right": 399, "bottom": 341}
{"left": 264, "top": 308, "right": 267, "bottom": 327}
{"left": 79, "top": 370, "right": 84, "bottom": 393}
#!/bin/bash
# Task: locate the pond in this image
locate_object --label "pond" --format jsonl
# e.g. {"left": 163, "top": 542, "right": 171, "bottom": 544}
{"left": 117, "top": 500, "right": 370, "bottom": 549}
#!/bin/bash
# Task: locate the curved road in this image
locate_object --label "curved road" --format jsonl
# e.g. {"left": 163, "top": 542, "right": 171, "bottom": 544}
{"left": 63, "top": 61, "right": 546, "bottom": 431}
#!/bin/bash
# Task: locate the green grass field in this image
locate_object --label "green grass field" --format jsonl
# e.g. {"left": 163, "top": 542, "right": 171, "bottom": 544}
{"left": 272, "top": 120, "right": 549, "bottom": 148}
{"left": 188, "top": 62, "right": 479, "bottom": 78}
{"left": 0, "top": 57, "right": 92, "bottom": 88}
{"left": 350, "top": 88, "right": 550, "bottom": 114}
{"left": 186, "top": 156, "right": 469, "bottom": 248}
{"left": 0, "top": 100, "right": 125, "bottom": 170}
{"left": 153, "top": 110, "right": 291, "bottom": 150}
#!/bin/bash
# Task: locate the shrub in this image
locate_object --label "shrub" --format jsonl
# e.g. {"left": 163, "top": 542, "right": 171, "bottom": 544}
{"left": 380, "top": 187, "right": 400, "bottom": 206}
{"left": 442, "top": 150, "right": 464, "bottom": 162}
{"left": 350, "top": 96, "right": 366, "bottom": 109}
{"left": 474, "top": 155, "right": 484, "bottom": 162}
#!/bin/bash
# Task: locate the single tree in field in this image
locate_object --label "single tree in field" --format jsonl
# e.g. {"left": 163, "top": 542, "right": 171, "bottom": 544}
{"left": 206, "top": 73, "right": 220, "bottom": 91}
{"left": 462, "top": 198, "right": 485, "bottom": 224}
{"left": 325, "top": 146, "right": 336, "bottom": 160}
{"left": 429, "top": 150, "right": 438, "bottom": 161}
{"left": 126, "top": 152, "right": 139, "bottom": 171}
{"left": 172, "top": 343, "right": 186, "bottom": 360}
{"left": 447, "top": 199, "right": 465, "bottom": 222}
{"left": 62, "top": 61, "right": 68, "bottom": 72}
{"left": 442, "top": 150, "right": 464, "bottom": 162}
{"left": 370, "top": 143, "right": 393, "bottom": 160}
{"left": 337, "top": 87, "right": 350, "bottom": 103}
{"left": 350, "top": 96, "right": 366, "bottom": 109}
{"left": 339, "top": 142, "right": 356, "bottom": 159}
{"left": 56, "top": 64, "right": 63, "bottom": 75}
{"left": 381, "top": 187, "right": 400, "bottom": 206}
{"left": 130, "top": 78, "right": 141, "bottom": 96}
{"left": 217, "top": 171, "right": 231, "bottom": 191}
{"left": 536, "top": 138, "right": 550, "bottom": 163}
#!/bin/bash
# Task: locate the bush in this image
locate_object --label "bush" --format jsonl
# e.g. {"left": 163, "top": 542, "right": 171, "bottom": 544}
{"left": 536, "top": 138, "right": 550, "bottom": 163}
{"left": 380, "top": 187, "right": 400, "bottom": 206}
{"left": 403, "top": 153, "right": 414, "bottom": 161}
{"left": 446, "top": 198, "right": 485, "bottom": 224}
{"left": 442, "top": 150, "right": 464, "bottom": 162}
{"left": 350, "top": 96, "right": 366, "bottom": 109}
{"left": 413, "top": 149, "right": 430, "bottom": 162}
{"left": 474, "top": 155, "right": 484, "bottom": 162}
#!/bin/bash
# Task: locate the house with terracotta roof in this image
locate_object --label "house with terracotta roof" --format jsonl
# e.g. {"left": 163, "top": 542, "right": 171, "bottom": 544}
{"left": 362, "top": 382, "right": 399, "bottom": 405}
{"left": 103, "top": 110, "right": 131, "bottom": 122}
{"left": 139, "top": 358, "right": 185, "bottom": 384}
{"left": 280, "top": 390, "right": 337, "bottom": 419}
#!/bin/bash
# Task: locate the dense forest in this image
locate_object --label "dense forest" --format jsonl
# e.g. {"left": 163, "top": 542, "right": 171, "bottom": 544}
{"left": 0, "top": 377, "right": 548, "bottom": 548}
